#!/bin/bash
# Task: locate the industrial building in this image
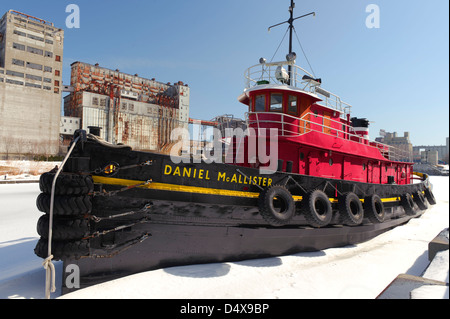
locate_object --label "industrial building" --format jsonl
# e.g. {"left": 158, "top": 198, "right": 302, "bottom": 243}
{"left": 0, "top": 10, "right": 64, "bottom": 159}
{"left": 375, "top": 131, "right": 413, "bottom": 162}
{"left": 413, "top": 138, "right": 449, "bottom": 163}
{"left": 64, "top": 62, "right": 190, "bottom": 153}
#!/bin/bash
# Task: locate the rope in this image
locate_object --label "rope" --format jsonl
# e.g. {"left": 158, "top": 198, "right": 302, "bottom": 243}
{"left": 270, "top": 26, "right": 290, "bottom": 63}
{"left": 44, "top": 136, "right": 81, "bottom": 299}
{"left": 293, "top": 26, "right": 316, "bottom": 77}
{"left": 43, "top": 255, "right": 56, "bottom": 299}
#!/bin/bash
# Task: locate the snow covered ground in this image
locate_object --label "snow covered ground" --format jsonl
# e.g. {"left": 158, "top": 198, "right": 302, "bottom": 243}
{"left": 0, "top": 160, "right": 59, "bottom": 182}
{"left": 0, "top": 176, "right": 448, "bottom": 300}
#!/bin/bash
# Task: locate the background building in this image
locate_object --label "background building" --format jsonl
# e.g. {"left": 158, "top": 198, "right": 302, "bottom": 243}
{"left": 413, "top": 139, "right": 449, "bottom": 164}
{"left": 0, "top": 10, "right": 64, "bottom": 159}
{"left": 420, "top": 150, "right": 438, "bottom": 166}
{"left": 375, "top": 131, "right": 413, "bottom": 162}
{"left": 64, "top": 62, "right": 190, "bottom": 153}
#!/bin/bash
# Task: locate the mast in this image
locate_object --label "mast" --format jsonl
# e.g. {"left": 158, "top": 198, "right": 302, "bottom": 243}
{"left": 268, "top": 0, "right": 315, "bottom": 85}
{"left": 288, "top": 0, "right": 294, "bottom": 58}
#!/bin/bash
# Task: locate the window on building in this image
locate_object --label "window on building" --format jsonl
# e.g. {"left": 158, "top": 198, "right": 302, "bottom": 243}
{"left": 27, "top": 34, "right": 44, "bottom": 42}
{"left": 28, "top": 21, "right": 44, "bottom": 29}
{"left": 45, "top": 39, "right": 53, "bottom": 45}
{"left": 27, "top": 46, "right": 44, "bottom": 55}
{"left": 45, "top": 51, "right": 53, "bottom": 58}
{"left": 100, "top": 99, "right": 106, "bottom": 107}
{"left": 55, "top": 70, "right": 60, "bottom": 76}
{"left": 26, "top": 74, "right": 42, "bottom": 81}
{"left": 12, "top": 42, "right": 25, "bottom": 51}
{"left": 55, "top": 55, "right": 61, "bottom": 62}
{"left": 26, "top": 62, "right": 43, "bottom": 70}
{"left": 43, "top": 86, "right": 51, "bottom": 90}
{"left": 270, "top": 93, "right": 283, "bottom": 112}
{"left": 122, "top": 102, "right": 127, "bottom": 110}
{"left": 6, "top": 79, "right": 24, "bottom": 86}
{"left": 43, "top": 77, "right": 52, "bottom": 83}
{"left": 6, "top": 70, "right": 24, "bottom": 78}
{"left": 25, "top": 82, "right": 42, "bottom": 89}
{"left": 44, "top": 66, "right": 52, "bottom": 73}
{"left": 255, "top": 95, "right": 266, "bottom": 112}
{"left": 54, "top": 80, "right": 60, "bottom": 87}
{"left": 92, "top": 97, "right": 99, "bottom": 106}
{"left": 12, "top": 59, "right": 25, "bottom": 67}
{"left": 13, "top": 29, "right": 26, "bottom": 37}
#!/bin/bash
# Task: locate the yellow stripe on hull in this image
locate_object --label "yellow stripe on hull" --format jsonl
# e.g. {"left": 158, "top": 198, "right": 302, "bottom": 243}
{"left": 93, "top": 176, "right": 402, "bottom": 204}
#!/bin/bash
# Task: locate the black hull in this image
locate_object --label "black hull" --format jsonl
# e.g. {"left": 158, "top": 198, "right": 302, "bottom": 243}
{"left": 33, "top": 134, "right": 434, "bottom": 295}
{"left": 61, "top": 209, "right": 422, "bottom": 295}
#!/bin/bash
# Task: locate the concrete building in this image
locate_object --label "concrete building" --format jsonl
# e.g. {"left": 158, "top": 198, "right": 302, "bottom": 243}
{"left": 0, "top": 10, "right": 64, "bottom": 159}
{"left": 60, "top": 116, "right": 81, "bottom": 136}
{"left": 413, "top": 139, "right": 449, "bottom": 163}
{"left": 375, "top": 131, "right": 413, "bottom": 162}
{"left": 64, "top": 62, "right": 190, "bottom": 153}
{"left": 420, "top": 150, "right": 438, "bottom": 166}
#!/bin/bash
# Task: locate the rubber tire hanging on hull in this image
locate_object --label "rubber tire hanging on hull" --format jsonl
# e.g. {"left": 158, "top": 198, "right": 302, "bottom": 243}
{"left": 36, "top": 193, "right": 92, "bottom": 216}
{"left": 258, "top": 185, "right": 295, "bottom": 227}
{"left": 338, "top": 192, "right": 364, "bottom": 226}
{"left": 424, "top": 188, "right": 437, "bottom": 205}
{"left": 364, "top": 194, "right": 385, "bottom": 223}
{"left": 401, "top": 193, "right": 415, "bottom": 216}
{"left": 37, "top": 215, "right": 90, "bottom": 241}
{"left": 413, "top": 191, "right": 428, "bottom": 211}
{"left": 301, "top": 190, "right": 333, "bottom": 228}
{"left": 34, "top": 238, "right": 89, "bottom": 261}
{"left": 39, "top": 172, "right": 94, "bottom": 196}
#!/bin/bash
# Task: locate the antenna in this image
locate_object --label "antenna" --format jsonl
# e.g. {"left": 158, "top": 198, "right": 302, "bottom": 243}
{"left": 268, "top": 0, "right": 315, "bottom": 84}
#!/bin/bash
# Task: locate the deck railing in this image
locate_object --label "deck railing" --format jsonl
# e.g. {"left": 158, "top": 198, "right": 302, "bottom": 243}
{"left": 244, "top": 61, "right": 352, "bottom": 117}
{"left": 246, "top": 111, "right": 412, "bottom": 163}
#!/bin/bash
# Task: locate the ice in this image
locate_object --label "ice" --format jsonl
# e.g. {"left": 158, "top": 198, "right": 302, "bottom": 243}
{"left": 0, "top": 176, "right": 448, "bottom": 299}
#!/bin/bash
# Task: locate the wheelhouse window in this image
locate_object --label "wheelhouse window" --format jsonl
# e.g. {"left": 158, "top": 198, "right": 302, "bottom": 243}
{"left": 270, "top": 93, "right": 283, "bottom": 112}
{"left": 255, "top": 95, "right": 265, "bottom": 112}
{"left": 288, "top": 95, "right": 298, "bottom": 115}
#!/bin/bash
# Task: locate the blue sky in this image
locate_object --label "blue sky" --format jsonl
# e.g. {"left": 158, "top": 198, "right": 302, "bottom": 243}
{"left": 1, "top": 0, "right": 448, "bottom": 146}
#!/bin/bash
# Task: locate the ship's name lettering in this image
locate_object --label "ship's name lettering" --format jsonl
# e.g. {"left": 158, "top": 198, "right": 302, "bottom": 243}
{"left": 163, "top": 165, "right": 272, "bottom": 187}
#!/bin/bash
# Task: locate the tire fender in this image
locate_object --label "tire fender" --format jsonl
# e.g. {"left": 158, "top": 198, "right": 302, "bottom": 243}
{"left": 258, "top": 185, "right": 296, "bottom": 227}
{"left": 338, "top": 192, "right": 364, "bottom": 226}
{"left": 424, "top": 188, "right": 437, "bottom": 205}
{"left": 301, "top": 189, "right": 333, "bottom": 228}
{"left": 364, "top": 194, "right": 385, "bottom": 223}
{"left": 413, "top": 191, "right": 428, "bottom": 211}
{"left": 400, "top": 193, "right": 415, "bottom": 216}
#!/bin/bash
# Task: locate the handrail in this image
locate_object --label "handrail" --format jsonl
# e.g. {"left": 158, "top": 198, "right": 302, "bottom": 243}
{"left": 245, "top": 112, "right": 412, "bottom": 163}
{"left": 244, "top": 61, "right": 352, "bottom": 117}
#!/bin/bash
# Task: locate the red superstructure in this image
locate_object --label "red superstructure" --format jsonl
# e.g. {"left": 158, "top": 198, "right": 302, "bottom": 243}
{"left": 235, "top": 60, "right": 413, "bottom": 185}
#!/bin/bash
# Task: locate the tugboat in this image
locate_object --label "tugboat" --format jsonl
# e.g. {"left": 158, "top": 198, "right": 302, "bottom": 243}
{"left": 35, "top": 1, "right": 436, "bottom": 295}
